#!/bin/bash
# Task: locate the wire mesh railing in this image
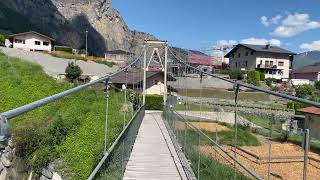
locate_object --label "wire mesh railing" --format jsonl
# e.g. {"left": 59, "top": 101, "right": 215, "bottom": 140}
{"left": 90, "top": 106, "right": 145, "bottom": 180}
{"left": 166, "top": 46, "right": 320, "bottom": 180}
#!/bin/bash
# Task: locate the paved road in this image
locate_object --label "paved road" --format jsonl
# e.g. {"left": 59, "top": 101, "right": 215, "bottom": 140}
{"left": 123, "top": 111, "right": 187, "bottom": 180}
{"left": 0, "top": 47, "right": 117, "bottom": 78}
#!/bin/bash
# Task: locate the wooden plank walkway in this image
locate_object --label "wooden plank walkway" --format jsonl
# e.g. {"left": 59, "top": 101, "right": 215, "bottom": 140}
{"left": 123, "top": 111, "right": 188, "bottom": 180}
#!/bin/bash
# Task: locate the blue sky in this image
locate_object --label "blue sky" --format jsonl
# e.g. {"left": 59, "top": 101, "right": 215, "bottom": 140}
{"left": 113, "top": 0, "right": 320, "bottom": 54}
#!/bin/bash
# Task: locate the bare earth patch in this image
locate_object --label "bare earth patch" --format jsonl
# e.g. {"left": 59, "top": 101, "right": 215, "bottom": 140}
{"left": 175, "top": 121, "right": 229, "bottom": 132}
{"left": 199, "top": 142, "right": 320, "bottom": 180}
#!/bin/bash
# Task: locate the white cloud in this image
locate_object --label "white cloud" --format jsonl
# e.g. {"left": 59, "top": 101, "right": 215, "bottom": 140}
{"left": 270, "top": 15, "right": 282, "bottom": 24}
{"left": 300, "top": 40, "right": 320, "bottom": 51}
{"left": 240, "top": 38, "right": 282, "bottom": 46}
{"left": 261, "top": 16, "right": 269, "bottom": 26}
{"left": 215, "top": 40, "right": 238, "bottom": 49}
{"left": 271, "top": 13, "right": 320, "bottom": 37}
{"left": 260, "top": 15, "right": 282, "bottom": 27}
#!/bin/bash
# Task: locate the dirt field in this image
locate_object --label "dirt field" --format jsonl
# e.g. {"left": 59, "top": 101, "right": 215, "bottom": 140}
{"left": 200, "top": 141, "right": 320, "bottom": 180}
{"left": 175, "top": 121, "right": 229, "bottom": 132}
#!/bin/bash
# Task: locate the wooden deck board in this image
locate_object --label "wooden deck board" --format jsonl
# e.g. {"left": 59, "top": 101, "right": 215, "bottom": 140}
{"left": 123, "top": 111, "right": 187, "bottom": 180}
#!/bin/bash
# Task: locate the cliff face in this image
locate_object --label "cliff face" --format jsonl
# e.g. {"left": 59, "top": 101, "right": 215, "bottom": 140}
{"left": 0, "top": 0, "right": 155, "bottom": 55}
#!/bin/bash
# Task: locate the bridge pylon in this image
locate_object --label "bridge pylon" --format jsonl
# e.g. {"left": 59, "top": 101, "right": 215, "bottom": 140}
{"left": 143, "top": 40, "right": 168, "bottom": 105}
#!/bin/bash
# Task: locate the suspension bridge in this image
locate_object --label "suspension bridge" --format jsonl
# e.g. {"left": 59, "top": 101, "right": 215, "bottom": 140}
{"left": 1, "top": 40, "right": 320, "bottom": 180}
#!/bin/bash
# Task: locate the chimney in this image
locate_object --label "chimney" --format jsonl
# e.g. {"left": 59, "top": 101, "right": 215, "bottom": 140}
{"left": 265, "top": 44, "right": 270, "bottom": 49}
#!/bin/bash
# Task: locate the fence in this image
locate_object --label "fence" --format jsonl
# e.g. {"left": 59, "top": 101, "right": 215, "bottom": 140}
{"left": 166, "top": 46, "right": 320, "bottom": 180}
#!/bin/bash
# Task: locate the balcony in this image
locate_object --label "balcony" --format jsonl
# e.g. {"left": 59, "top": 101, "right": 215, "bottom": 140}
{"left": 257, "top": 64, "right": 278, "bottom": 69}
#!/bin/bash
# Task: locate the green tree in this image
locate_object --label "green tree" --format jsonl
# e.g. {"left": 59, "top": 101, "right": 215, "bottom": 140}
{"left": 295, "top": 84, "right": 315, "bottom": 99}
{"left": 0, "top": 34, "right": 5, "bottom": 46}
{"left": 265, "top": 78, "right": 274, "bottom": 87}
{"left": 65, "top": 62, "right": 82, "bottom": 83}
{"left": 315, "top": 81, "right": 320, "bottom": 90}
{"left": 247, "top": 70, "right": 260, "bottom": 86}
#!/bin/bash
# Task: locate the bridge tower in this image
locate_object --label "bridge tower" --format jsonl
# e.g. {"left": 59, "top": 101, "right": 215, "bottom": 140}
{"left": 143, "top": 40, "right": 168, "bottom": 105}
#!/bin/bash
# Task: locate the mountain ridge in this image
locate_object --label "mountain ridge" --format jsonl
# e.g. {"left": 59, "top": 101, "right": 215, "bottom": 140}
{"left": 0, "top": 0, "right": 156, "bottom": 55}
{"left": 293, "top": 50, "right": 320, "bottom": 70}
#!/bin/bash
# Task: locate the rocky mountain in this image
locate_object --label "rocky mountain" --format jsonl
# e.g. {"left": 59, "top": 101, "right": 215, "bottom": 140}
{"left": 0, "top": 0, "right": 156, "bottom": 55}
{"left": 294, "top": 51, "right": 320, "bottom": 70}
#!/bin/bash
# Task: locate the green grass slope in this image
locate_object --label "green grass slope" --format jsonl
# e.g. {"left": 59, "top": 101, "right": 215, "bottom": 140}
{"left": 0, "top": 51, "right": 130, "bottom": 179}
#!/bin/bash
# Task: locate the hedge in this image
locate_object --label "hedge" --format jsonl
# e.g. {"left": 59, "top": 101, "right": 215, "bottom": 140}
{"left": 55, "top": 46, "right": 73, "bottom": 53}
{"left": 145, "top": 94, "right": 163, "bottom": 110}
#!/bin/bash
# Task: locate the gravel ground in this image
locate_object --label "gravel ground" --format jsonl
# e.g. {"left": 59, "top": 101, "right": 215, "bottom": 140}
{"left": 0, "top": 47, "right": 118, "bottom": 78}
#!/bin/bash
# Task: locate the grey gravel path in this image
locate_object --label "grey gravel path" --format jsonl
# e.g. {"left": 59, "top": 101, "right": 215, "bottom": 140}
{"left": 0, "top": 47, "right": 117, "bottom": 78}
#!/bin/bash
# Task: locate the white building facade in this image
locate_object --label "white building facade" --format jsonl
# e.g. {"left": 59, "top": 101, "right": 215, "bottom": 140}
{"left": 9, "top": 31, "right": 54, "bottom": 52}
{"left": 226, "top": 44, "right": 296, "bottom": 81}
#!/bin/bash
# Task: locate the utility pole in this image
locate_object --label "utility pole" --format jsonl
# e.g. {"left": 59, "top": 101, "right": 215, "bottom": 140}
{"left": 85, "top": 30, "right": 88, "bottom": 57}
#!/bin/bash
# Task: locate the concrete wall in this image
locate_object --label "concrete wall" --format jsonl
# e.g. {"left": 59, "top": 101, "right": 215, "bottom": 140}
{"left": 12, "top": 33, "right": 52, "bottom": 52}
{"left": 304, "top": 113, "right": 320, "bottom": 139}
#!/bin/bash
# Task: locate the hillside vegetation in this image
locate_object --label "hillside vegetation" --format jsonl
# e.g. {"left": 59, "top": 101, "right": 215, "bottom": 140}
{"left": 0, "top": 50, "right": 130, "bottom": 179}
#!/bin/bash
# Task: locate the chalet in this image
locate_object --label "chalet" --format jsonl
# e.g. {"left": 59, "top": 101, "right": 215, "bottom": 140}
{"left": 110, "top": 70, "right": 176, "bottom": 95}
{"left": 9, "top": 31, "right": 55, "bottom": 52}
{"left": 225, "top": 44, "right": 296, "bottom": 81}
{"left": 298, "top": 106, "right": 320, "bottom": 139}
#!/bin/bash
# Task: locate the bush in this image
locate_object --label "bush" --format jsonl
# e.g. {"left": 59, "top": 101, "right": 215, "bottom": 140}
{"left": 295, "top": 84, "right": 315, "bottom": 99}
{"left": 55, "top": 46, "right": 73, "bottom": 53}
{"left": 51, "top": 51, "right": 86, "bottom": 61}
{"left": 247, "top": 70, "right": 261, "bottom": 85}
{"left": 65, "top": 62, "right": 83, "bottom": 83}
{"left": 30, "top": 146, "right": 55, "bottom": 175}
{"left": 265, "top": 78, "right": 274, "bottom": 87}
{"left": 228, "top": 69, "right": 244, "bottom": 80}
{"left": 260, "top": 72, "right": 265, "bottom": 81}
{"left": 0, "top": 34, "right": 5, "bottom": 46}
{"left": 287, "top": 101, "right": 307, "bottom": 110}
{"left": 95, "top": 59, "right": 115, "bottom": 67}
{"left": 315, "top": 81, "right": 320, "bottom": 90}
{"left": 145, "top": 94, "right": 163, "bottom": 110}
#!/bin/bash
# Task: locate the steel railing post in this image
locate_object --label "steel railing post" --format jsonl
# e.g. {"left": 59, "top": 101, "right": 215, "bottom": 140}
{"left": 303, "top": 129, "right": 310, "bottom": 180}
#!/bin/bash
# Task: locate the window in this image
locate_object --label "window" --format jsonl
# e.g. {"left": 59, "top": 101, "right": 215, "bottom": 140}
{"left": 265, "top": 61, "right": 270, "bottom": 66}
{"left": 231, "top": 54, "right": 235, "bottom": 58}
{"left": 35, "top": 41, "right": 41, "bottom": 45}
{"left": 270, "top": 61, "right": 274, "bottom": 66}
{"left": 238, "top": 53, "right": 241, "bottom": 58}
{"left": 14, "top": 39, "right": 25, "bottom": 44}
{"left": 235, "top": 62, "right": 238, "bottom": 67}
{"left": 260, "top": 60, "right": 263, "bottom": 65}
{"left": 245, "top": 61, "right": 248, "bottom": 67}
{"left": 278, "top": 61, "right": 284, "bottom": 66}
{"left": 245, "top": 52, "right": 249, "bottom": 56}
{"left": 251, "top": 51, "right": 254, "bottom": 55}
{"left": 43, "top": 42, "right": 49, "bottom": 46}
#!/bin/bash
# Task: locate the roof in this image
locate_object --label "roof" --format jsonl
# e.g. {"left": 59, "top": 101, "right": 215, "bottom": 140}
{"left": 225, "top": 44, "right": 296, "bottom": 57}
{"left": 9, "top": 31, "right": 55, "bottom": 41}
{"left": 294, "top": 65, "right": 320, "bottom": 74}
{"left": 298, "top": 106, "right": 320, "bottom": 116}
{"left": 110, "top": 70, "right": 175, "bottom": 85}
{"left": 106, "top": 50, "right": 134, "bottom": 55}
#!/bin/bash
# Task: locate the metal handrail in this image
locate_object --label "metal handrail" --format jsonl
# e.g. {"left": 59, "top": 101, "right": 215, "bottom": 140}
{"left": 168, "top": 47, "right": 320, "bottom": 108}
{"left": 167, "top": 109, "right": 262, "bottom": 180}
{"left": 0, "top": 53, "right": 143, "bottom": 120}
{"left": 88, "top": 106, "right": 145, "bottom": 180}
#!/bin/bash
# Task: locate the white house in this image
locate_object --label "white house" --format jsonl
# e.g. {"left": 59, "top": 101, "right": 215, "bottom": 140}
{"left": 9, "top": 31, "right": 54, "bottom": 52}
{"left": 225, "top": 44, "right": 296, "bottom": 81}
